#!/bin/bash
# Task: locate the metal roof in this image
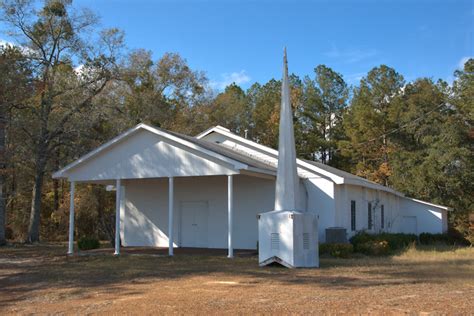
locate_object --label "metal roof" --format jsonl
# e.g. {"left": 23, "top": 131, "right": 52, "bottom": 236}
{"left": 302, "top": 159, "right": 387, "bottom": 188}
{"left": 164, "top": 128, "right": 277, "bottom": 173}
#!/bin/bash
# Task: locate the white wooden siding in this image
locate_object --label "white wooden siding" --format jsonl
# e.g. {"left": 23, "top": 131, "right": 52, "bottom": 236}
{"left": 64, "top": 129, "right": 238, "bottom": 181}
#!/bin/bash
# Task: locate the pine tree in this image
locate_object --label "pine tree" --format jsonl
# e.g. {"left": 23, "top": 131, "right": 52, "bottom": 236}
{"left": 342, "top": 65, "right": 404, "bottom": 185}
{"left": 300, "top": 65, "right": 348, "bottom": 165}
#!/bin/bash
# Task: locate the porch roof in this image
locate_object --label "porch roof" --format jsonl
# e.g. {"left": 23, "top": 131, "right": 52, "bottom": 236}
{"left": 53, "top": 123, "right": 276, "bottom": 182}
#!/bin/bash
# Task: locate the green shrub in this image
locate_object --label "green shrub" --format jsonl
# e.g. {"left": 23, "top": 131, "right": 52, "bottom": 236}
{"left": 349, "top": 231, "right": 373, "bottom": 247}
{"left": 319, "top": 243, "right": 354, "bottom": 258}
{"left": 357, "top": 240, "right": 391, "bottom": 256}
{"left": 418, "top": 232, "right": 469, "bottom": 245}
{"left": 378, "top": 233, "right": 417, "bottom": 250}
{"left": 350, "top": 232, "right": 417, "bottom": 254}
{"left": 419, "top": 233, "right": 446, "bottom": 244}
{"left": 447, "top": 228, "right": 471, "bottom": 246}
{"left": 77, "top": 236, "right": 100, "bottom": 250}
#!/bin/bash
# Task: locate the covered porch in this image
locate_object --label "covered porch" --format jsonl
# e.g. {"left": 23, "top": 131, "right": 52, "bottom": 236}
{"left": 52, "top": 124, "right": 276, "bottom": 258}
{"left": 67, "top": 174, "right": 273, "bottom": 258}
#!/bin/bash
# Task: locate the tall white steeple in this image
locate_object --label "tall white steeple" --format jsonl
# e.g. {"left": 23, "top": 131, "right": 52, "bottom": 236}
{"left": 274, "top": 48, "right": 299, "bottom": 211}
{"left": 259, "top": 49, "right": 318, "bottom": 268}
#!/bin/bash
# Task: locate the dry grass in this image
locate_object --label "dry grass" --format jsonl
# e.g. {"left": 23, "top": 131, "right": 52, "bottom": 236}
{"left": 0, "top": 243, "right": 473, "bottom": 314}
{"left": 395, "top": 243, "right": 473, "bottom": 261}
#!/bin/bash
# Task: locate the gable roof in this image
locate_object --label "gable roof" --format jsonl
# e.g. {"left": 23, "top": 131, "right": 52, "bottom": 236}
{"left": 197, "top": 126, "right": 348, "bottom": 183}
{"left": 53, "top": 124, "right": 276, "bottom": 179}
{"left": 165, "top": 129, "right": 277, "bottom": 174}
{"left": 53, "top": 123, "right": 449, "bottom": 210}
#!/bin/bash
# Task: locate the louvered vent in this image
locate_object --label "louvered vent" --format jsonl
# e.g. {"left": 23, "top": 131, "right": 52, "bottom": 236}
{"left": 303, "top": 233, "right": 310, "bottom": 250}
{"left": 271, "top": 233, "right": 280, "bottom": 250}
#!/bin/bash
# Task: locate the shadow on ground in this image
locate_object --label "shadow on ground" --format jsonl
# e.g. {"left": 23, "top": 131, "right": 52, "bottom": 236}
{"left": 0, "top": 243, "right": 473, "bottom": 308}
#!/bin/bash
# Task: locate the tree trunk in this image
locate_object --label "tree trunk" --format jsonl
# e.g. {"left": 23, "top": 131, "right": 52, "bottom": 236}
{"left": 382, "top": 133, "right": 389, "bottom": 187}
{"left": 95, "top": 187, "right": 115, "bottom": 246}
{"left": 96, "top": 186, "right": 104, "bottom": 238}
{"left": 0, "top": 116, "right": 6, "bottom": 246}
{"left": 0, "top": 187, "right": 5, "bottom": 246}
{"left": 27, "top": 145, "right": 47, "bottom": 243}
{"left": 321, "top": 124, "right": 327, "bottom": 164}
{"left": 53, "top": 178, "right": 59, "bottom": 212}
{"left": 0, "top": 179, "right": 6, "bottom": 246}
{"left": 53, "top": 146, "right": 60, "bottom": 212}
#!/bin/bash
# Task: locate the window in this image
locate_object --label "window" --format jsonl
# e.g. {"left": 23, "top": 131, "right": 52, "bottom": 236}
{"left": 368, "top": 202, "right": 373, "bottom": 230}
{"left": 351, "top": 200, "right": 356, "bottom": 231}
{"left": 381, "top": 205, "right": 385, "bottom": 229}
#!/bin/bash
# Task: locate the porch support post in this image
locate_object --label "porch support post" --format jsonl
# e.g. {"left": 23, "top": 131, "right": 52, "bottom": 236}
{"left": 228, "top": 175, "right": 234, "bottom": 258}
{"left": 168, "top": 177, "right": 174, "bottom": 256}
{"left": 114, "top": 179, "right": 121, "bottom": 256}
{"left": 67, "top": 181, "right": 75, "bottom": 255}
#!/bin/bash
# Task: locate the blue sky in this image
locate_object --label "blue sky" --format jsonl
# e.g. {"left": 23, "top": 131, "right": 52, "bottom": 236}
{"left": 2, "top": 0, "right": 473, "bottom": 90}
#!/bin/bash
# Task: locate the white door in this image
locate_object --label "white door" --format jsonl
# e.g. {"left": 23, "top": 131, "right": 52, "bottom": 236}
{"left": 400, "top": 216, "right": 417, "bottom": 234}
{"left": 180, "top": 201, "right": 209, "bottom": 247}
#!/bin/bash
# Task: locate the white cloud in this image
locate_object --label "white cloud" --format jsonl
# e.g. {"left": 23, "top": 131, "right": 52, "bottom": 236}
{"left": 210, "top": 70, "right": 251, "bottom": 90}
{"left": 0, "top": 38, "right": 36, "bottom": 56}
{"left": 0, "top": 39, "right": 14, "bottom": 47}
{"left": 324, "top": 44, "right": 378, "bottom": 64}
{"left": 458, "top": 56, "right": 471, "bottom": 69}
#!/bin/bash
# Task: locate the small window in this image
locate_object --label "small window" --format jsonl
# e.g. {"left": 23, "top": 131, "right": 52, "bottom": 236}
{"left": 368, "top": 202, "right": 373, "bottom": 230}
{"left": 381, "top": 205, "right": 385, "bottom": 229}
{"left": 351, "top": 200, "right": 356, "bottom": 231}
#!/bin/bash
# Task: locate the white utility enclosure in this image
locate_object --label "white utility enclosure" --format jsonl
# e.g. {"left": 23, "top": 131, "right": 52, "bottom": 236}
{"left": 259, "top": 210, "right": 319, "bottom": 268}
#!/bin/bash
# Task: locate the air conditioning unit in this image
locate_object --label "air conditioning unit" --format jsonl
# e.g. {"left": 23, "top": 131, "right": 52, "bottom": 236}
{"left": 258, "top": 210, "right": 319, "bottom": 268}
{"left": 325, "top": 227, "right": 348, "bottom": 244}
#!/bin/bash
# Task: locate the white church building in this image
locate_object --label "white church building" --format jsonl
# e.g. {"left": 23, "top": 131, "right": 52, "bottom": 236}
{"left": 53, "top": 122, "right": 449, "bottom": 254}
{"left": 54, "top": 51, "right": 449, "bottom": 260}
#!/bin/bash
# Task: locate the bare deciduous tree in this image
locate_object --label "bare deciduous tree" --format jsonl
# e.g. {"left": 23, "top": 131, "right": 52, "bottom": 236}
{"left": 0, "top": 0, "right": 123, "bottom": 242}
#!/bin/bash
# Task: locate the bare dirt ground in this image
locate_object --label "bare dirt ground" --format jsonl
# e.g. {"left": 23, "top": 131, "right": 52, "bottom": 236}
{"left": 0, "top": 243, "right": 473, "bottom": 315}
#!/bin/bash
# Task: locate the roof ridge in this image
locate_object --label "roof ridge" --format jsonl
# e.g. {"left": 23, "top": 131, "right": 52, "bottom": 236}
{"left": 218, "top": 142, "right": 278, "bottom": 168}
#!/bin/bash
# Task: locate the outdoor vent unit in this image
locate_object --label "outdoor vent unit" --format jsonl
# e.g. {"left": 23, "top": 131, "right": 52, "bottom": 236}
{"left": 258, "top": 210, "right": 319, "bottom": 268}
{"left": 325, "top": 227, "right": 347, "bottom": 244}
{"left": 303, "top": 233, "right": 310, "bottom": 250}
{"left": 271, "top": 233, "right": 280, "bottom": 250}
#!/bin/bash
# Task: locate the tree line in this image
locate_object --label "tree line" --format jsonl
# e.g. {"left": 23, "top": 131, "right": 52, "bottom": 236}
{"left": 0, "top": 0, "right": 472, "bottom": 245}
